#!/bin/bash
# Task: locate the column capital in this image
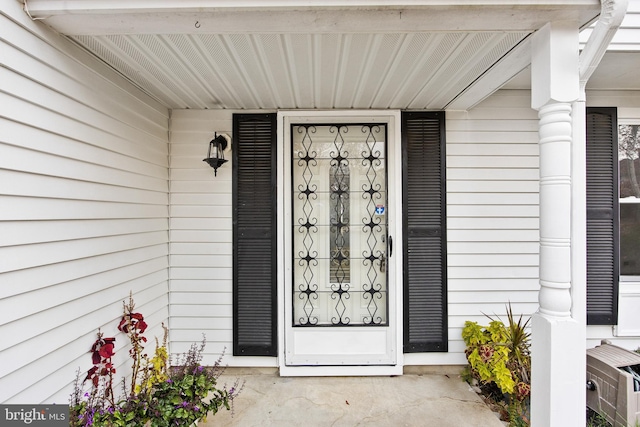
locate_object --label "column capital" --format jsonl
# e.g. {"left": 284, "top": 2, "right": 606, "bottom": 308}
{"left": 531, "top": 21, "right": 580, "bottom": 110}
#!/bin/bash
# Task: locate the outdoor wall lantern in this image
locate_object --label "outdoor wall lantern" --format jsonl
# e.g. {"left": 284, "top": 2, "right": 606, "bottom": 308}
{"left": 203, "top": 133, "right": 230, "bottom": 176}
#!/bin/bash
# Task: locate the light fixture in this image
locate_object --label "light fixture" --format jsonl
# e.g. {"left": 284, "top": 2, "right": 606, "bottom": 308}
{"left": 203, "top": 133, "right": 230, "bottom": 176}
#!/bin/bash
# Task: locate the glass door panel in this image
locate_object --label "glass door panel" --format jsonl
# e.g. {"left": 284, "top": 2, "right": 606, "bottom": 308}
{"left": 291, "top": 124, "right": 388, "bottom": 327}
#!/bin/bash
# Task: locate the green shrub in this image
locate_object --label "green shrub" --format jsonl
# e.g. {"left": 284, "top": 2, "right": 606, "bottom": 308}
{"left": 462, "top": 303, "right": 531, "bottom": 426}
{"left": 70, "top": 294, "right": 242, "bottom": 426}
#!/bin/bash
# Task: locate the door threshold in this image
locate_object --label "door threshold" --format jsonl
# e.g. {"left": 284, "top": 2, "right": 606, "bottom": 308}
{"left": 279, "top": 364, "right": 403, "bottom": 377}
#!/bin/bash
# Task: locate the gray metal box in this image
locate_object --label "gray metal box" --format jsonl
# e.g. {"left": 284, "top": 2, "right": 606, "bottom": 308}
{"left": 587, "top": 341, "right": 640, "bottom": 427}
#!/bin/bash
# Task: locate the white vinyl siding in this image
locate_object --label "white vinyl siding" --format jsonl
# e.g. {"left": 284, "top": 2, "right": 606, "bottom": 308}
{"left": 407, "top": 89, "right": 541, "bottom": 365}
{"left": 168, "top": 110, "right": 246, "bottom": 364}
{"left": 169, "top": 110, "right": 279, "bottom": 367}
{"left": 0, "top": 1, "right": 169, "bottom": 404}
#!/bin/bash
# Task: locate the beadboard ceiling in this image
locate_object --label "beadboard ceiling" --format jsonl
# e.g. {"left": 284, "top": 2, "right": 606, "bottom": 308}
{"left": 69, "top": 31, "right": 530, "bottom": 110}
{"left": 28, "top": 1, "right": 605, "bottom": 110}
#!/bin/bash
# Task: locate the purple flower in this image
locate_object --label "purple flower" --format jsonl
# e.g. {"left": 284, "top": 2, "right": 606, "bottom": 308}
{"left": 84, "top": 409, "right": 95, "bottom": 426}
{"left": 166, "top": 379, "right": 173, "bottom": 383}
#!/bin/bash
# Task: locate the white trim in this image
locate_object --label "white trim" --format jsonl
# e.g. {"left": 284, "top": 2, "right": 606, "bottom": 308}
{"left": 619, "top": 117, "right": 640, "bottom": 125}
{"left": 25, "top": 1, "right": 600, "bottom": 35}
{"left": 446, "top": 38, "right": 532, "bottom": 111}
{"left": 279, "top": 364, "right": 402, "bottom": 377}
{"left": 276, "top": 111, "right": 287, "bottom": 373}
{"left": 571, "top": 99, "right": 587, "bottom": 326}
{"left": 615, "top": 280, "right": 640, "bottom": 336}
{"left": 25, "top": 0, "right": 601, "bottom": 15}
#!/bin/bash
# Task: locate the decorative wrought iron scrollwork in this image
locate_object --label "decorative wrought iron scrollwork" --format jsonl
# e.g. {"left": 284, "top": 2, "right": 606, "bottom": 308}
{"left": 360, "top": 125, "right": 384, "bottom": 325}
{"left": 292, "top": 123, "right": 388, "bottom": 327}
{"left": 296, "top": 125, "right": 319, "bottom": 326}
{"left": 331, "top": 282, "right": 351, "bottom": 325}
{"left": 328, "top": 125, "right": 352, "bottom": 324}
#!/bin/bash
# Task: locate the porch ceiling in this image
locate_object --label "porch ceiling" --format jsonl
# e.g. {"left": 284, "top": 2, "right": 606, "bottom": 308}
{"left": 27, "top": 1, "right": 602, "bottom": 110}
{"left": 69, "top": 31, "right": 533, "bottom": 110}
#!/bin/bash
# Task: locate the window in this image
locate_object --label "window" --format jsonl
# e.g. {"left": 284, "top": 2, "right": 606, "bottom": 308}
{"left": 618, "top": 123, "right": 640, "bottom": 276}
{"left": 329, "top": 162, "right": 351, "bottom": 284}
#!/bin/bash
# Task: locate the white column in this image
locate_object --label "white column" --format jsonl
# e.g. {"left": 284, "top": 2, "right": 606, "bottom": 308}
{"left": 538, "top": 102, "right": 573, "bottom": 317}
{"left": 530, "top": 21, "right": 585, "bottom": 427}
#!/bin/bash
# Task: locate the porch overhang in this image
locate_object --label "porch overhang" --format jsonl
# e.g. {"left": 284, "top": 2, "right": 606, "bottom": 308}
{"left": 23, "top": 0, "right": 601, "bottom": 111}
{"left": 25, "top": 1, "right": 601, "bottom": 34}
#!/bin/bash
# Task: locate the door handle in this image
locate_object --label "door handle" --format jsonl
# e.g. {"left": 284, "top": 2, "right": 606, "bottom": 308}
{"left": 389, "top": 235, "right": 393, "bottom": 257}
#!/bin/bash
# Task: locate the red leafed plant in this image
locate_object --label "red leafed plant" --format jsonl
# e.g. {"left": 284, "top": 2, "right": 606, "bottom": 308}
{"left": 85, "top": 332, "right": 116, "bottom": 406}
{"left": 70, "top": 293, "right": 242, "bottom": 427}
{"left": 117, "top": 296, "right": 148, "bottom": 396}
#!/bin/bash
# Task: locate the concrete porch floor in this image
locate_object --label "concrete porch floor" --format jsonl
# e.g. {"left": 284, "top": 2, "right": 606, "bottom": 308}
{"left": 206, "top": 368, "right": 505, "bottom": 427}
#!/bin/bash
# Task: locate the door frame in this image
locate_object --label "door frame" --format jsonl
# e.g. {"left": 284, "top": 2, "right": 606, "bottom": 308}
{"left": 277, "top": 110, "right": 404, "bottom": 376}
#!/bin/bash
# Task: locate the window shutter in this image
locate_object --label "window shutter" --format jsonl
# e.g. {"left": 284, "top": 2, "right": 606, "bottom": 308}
{"left": 233, "top": 113, "right": 277, "bottom": 356}
{"left": 402, "top": 111, "right": 448, "bottom": 352}
{"left": 586, "top": 107, "right": 619, "bottom": 325}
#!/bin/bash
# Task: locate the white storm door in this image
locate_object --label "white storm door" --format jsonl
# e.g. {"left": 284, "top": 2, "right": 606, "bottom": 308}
{"left": 281, "top": 112, "right": 402, "bottom": 372}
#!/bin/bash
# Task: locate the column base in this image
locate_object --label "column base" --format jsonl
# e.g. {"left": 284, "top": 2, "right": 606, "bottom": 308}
{"left": 531, "top": 313, "right": 586, "bottom": 427}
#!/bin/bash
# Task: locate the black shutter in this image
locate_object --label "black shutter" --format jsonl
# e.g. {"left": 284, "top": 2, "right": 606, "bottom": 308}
{"left": 586, "top": 107, "right": 619, "bottom": 325}
{"left": 233, "top": 113, "right": 277, "bottom": 356}
{"left": 402, "top": 111, "right": 448, "bottom": 352}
